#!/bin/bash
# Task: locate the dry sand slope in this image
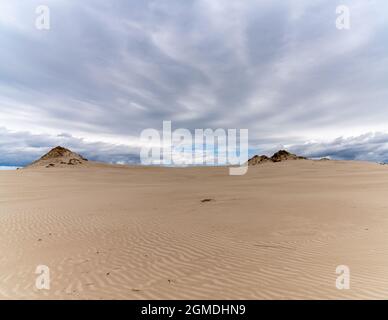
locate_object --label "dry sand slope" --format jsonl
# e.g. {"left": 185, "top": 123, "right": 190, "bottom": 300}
{"left": 1, "top": 160, "right": 388, "bottom": 299}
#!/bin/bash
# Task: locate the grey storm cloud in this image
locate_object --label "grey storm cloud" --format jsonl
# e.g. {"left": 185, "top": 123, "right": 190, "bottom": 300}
{"left": 0, "top": 127, "right": 140, "bottom": 166}
{"left": 1, "top": 0, "right": 388, "bottom": 165}
{"left": 288, "top": 132, "right": 388, "bottom": 163}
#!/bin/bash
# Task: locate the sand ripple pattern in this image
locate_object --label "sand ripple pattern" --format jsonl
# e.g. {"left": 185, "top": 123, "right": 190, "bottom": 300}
{"left": 1, "top": 163, "right": 388, "bottom": 299}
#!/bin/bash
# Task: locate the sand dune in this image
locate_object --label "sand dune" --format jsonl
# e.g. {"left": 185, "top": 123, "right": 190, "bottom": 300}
{"left": 1, "top": 160, "right": 388, "bottom": 299}
{"left": 26, "top": 146, "right": 89, "bottom": 169}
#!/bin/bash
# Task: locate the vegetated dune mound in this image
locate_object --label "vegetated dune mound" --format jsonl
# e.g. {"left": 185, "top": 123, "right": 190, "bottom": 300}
{"left": 271, "top": 150, "right": 306, "bottom": 162}
{"left": 247, "top": 155, "right": 273, "bottom": 165}
{"left": 26, "top": 146, "right": 88, "bottom": 168}
{"left": 248, "top": 150, "right": 306, "bottom": 166}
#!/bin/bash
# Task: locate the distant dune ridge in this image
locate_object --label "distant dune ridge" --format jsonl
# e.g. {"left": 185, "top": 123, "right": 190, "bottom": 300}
{"left": 27, "top": 146, "right": 88, "bottom": 168}
{"left": 27, "top": 147, "right": 308, "bottom": 169}
{"left": 248, "top": 150, "right": 307, "bottom": 166}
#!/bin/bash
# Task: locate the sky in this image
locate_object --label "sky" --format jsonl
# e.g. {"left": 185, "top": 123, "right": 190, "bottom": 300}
{"left": 1, "top": 0, "right": 388, "bottom": 166}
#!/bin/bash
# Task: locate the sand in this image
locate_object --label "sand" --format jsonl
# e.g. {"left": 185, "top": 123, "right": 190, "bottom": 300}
{"left": 1, "top": 160, "right": 388, "bottom": 299}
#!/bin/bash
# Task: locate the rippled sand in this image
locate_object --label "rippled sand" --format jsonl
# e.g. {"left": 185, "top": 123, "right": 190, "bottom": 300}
{"left": 1, "top": 160, "right": 388, "bottom": 299}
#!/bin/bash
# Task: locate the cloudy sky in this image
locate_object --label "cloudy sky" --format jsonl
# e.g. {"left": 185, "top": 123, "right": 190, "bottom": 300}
{"left": 1, "top": 0, "right": 388, "bottom": 167}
